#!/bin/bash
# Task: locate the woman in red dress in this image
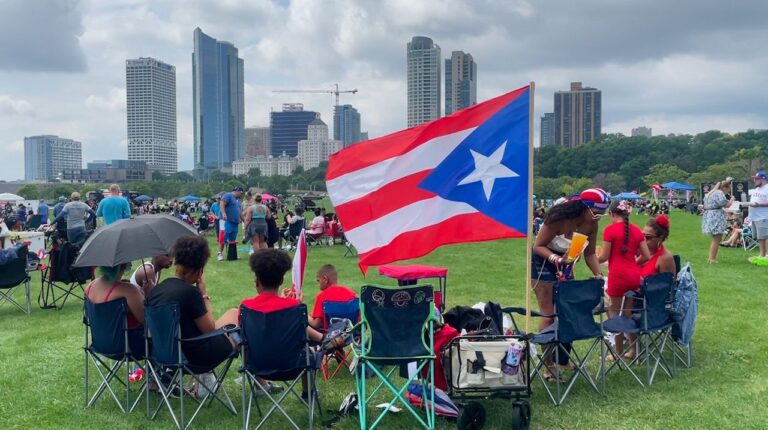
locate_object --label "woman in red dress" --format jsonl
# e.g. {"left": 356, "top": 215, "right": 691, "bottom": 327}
{"left": 598, "top": 200, "right": 651, "bottom": 359}
{"left": 640, "top": 215, "right": 676, "bottom": 278}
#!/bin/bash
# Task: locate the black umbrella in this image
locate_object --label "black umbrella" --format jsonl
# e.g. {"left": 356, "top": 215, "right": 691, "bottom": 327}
{"left": 73, "top": 215, "right": 198, "bottom": 267}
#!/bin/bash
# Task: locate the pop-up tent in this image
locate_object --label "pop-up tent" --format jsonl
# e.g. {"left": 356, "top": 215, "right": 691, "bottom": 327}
{"left": 178, "top": 195, "right": 201, "bottom": 202}
{"left": 661, "top": 181, "right": 695, "bottom": 191}
{"left": 0, "top": 193, "right": 24, "bottom": 203}
{"left": 612, "top": 192, "right": 642, "bottom": 200}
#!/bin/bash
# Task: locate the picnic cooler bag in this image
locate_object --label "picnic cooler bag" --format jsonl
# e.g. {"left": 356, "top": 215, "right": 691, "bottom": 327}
{"left": 446, "top": 338, "right": 527, "bottom": 389}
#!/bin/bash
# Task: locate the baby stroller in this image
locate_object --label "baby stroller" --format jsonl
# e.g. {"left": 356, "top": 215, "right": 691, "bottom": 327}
{"left": 442, "top": 305, "right": 532, "bottom": 430}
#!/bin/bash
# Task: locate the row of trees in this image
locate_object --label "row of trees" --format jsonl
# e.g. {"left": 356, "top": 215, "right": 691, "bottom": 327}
{"left": 534, "top": 129, "right": 768, "bottom": 197}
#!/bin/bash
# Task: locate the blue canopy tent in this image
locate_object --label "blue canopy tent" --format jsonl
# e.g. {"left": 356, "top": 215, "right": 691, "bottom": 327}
{"left": 612, "top": 192, "right": 641, "bottom": 200}
{"left": 178, "top": 195, "right": 201, "bottom": 202}
{"left": 661, "top": 181, "right": 695, "bottom": 191}
{"left": 135, "top": 195, "right": 153, "bottom": 202}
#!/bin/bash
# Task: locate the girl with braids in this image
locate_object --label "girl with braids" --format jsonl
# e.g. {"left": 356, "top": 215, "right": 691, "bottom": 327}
{"left": 641, "top": 215, "right": 676, "bottom": 278}
{"left": 532, "top": 188, "right": 609, "bottom": 380}
{"left": 598, "top": 200, "right": 651, "bottom": 359}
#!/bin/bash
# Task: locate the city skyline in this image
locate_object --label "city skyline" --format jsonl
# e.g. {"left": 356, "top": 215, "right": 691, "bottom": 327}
{"left": 2, "top": 0, "right": 768, "bottom": 180}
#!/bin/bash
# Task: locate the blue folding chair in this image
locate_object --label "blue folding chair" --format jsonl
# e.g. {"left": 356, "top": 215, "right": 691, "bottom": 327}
{"left": 321, "top": 298, "right": 360, "bottom": 381}
{"left": 0, "top": 246, "right": 31, "bottom": 314}
{"left": 531, "top": 278, "right": 606, "bottom": 406}
{"left": 83, "top": 297, "right": 145, "bottom": 412}
{"left": 603, "top": 272, "right": 676, "bottom": 386}
{"left": 354, "top": 284, "right": 436, "bottom": 430}
{"left": 239, "top": 304, "right": 321, "bottom": 430}
{"left": 144, "top": 303, "right": 238, "bottom": 430}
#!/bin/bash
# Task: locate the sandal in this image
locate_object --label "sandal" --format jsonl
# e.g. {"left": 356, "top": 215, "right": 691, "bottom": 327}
{"left": 542, "top": 365, "right": 561, "bottom": 382}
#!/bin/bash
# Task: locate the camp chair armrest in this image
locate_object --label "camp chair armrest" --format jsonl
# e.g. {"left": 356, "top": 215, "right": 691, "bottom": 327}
{"left": 182, "top": 328, "right": 228, "bottom": 343}
{"left": 502, "top": 306, "right": 544, "bottom": 317}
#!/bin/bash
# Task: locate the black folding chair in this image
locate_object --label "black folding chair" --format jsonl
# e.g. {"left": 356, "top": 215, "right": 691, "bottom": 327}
{"left": 531, "top": 279, "right": 606, "bottom": 406}
{"left": 286, "top": 219, "right": 306, "bottom": 251}
{"left": 602, "top": 272, "right": 676, "bottom": 386}
{"left": 39, "top": 239, "right": 93, "bottom": 310}
{"left": 239, "top": 304, "right": 321, "bottom": 430}
{"left": 0, "top": 245, "right": 31, "bottom": 314}
{"left": 25, "top": 214, "right": 42, "bottom": 230}
{"left": 144, "top": 303, "right": 238, "bottom": 430}
{"left": 83, "top": 298, "right": 145, "bottom": 412}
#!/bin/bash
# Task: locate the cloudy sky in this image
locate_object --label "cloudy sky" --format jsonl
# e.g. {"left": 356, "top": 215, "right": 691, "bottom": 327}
{"left": 1, "top": 0, "right": 767, "bottom": 180}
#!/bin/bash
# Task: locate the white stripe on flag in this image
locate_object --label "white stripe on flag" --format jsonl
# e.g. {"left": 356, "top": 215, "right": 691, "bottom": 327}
{"left": 291, "top": 229, "right": 306, "bottom": 293}
{"left": 344, "top": 197, "right": 477, "bottom": 254}
{"left": 327, "top": 127, "right": 476, "bottom": 207}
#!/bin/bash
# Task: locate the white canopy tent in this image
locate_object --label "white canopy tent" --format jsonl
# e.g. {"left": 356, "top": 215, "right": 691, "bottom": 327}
{"left": 0, "top": 193, "right": 25, "bottom": 203}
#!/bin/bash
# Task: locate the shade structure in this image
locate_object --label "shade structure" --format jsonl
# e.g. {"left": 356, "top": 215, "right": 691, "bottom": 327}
{"left": 661, "top": 181, "right": 695, "bottom": 191}
{"left": 0, "top": 193, "right": 24, "bottom": 203}
{"left": 178, "top": 195, "right": 201, "bottom": 202}
{"left": 261, "top": 193, "right": 279, "bottom": 202}
{"left": 612, "top": 192, "right": 642, "bottom": 200}
{"left": 73, "top": 215, "right": 198, "bottom": 267}
{"left": 135, "top": 195, "right": 153, "bottom": 202}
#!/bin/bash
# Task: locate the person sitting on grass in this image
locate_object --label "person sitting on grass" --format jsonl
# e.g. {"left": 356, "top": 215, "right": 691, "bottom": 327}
{"left": 240, "top": 249, "right": 324, "bottom": 397}
{"left": 308, "top": 264, "right": 357, "bottom": 331}
{"left": 85, "top": 264, "right": 146, "bottom": 356}
{"left": 146, "top": 236, "right": 239, "bottom": 393}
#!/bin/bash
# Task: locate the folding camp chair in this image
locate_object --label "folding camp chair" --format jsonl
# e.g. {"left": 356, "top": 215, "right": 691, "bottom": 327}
{"left": 83, "top": 298, "right": 145, "bottom": 412}
{"left": 602, "top": 272, "right": 676, "bottom": 386}
{"left": 286, "top": 219, "right": 305, "bottom": 250}
{"left": 0, "top": 245, "right": 31, "bottom": 314}
{"left": 39, "top": 239, "right": 93, "bottom": 310}
{"left": 354, "top": 284, "right": 436, "bottom": 430}
{"left": 144, "top": 303, "right": 238, "bottom": 430}
{"left": 25, "top": 214, "right": 42, "bottom": 231}
{"left": 239, "top": 304, "right": 321, "bottom": 430}
{"left": 530, "top": 278, "right": 606, "bottom": 406}
{"left": 742, "top": 226, "right": 759, "bottom": 251}
{"left": 321, "top": 298, "right": 360, "bottom": 381}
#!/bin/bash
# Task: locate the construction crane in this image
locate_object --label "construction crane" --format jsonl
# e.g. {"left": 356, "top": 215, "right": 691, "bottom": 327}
{"left": 272, "top": 83, "right": 358, "bottom": 107}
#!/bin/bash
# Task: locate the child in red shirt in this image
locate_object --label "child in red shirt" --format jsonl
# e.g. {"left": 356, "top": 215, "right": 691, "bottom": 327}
{"left": 308, "top": 264, "right": 357, "bottom": 331}
{"left": 598, "top": 200, "right": 651, "bottom": 359}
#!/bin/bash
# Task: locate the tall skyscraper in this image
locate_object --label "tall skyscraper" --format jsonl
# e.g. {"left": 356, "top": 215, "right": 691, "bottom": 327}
{"left": 631, "top": 126, "right": 652, "bottom": 137}
{"left": 298, "top": 118, "right": 342, "bottom": 170}
{"left": 192, "top": 27, "right": 245, "bottom": 170}
{"left": 554, "top": 82, "right": 602, "bottom": 149}
{"left": 24, "top": 135, "right": 82, "bottom": 182}
{"left": 407, "top": 36, "right": 441, "bottom": 127}
{"left": 333, "top": 104, "right": 361, "bottom": 147}
{"left": 540, "top": 113, "right": 555, "bottom": 147}
{"left": 445, "top": 51, "right": 477, "bottom": 115}
{"left": 270, "top": 103, "right": 319, "bottom": 157}
{"left": 126, "top": 57, "right": 178, "bottom": 175}
{"left": 244, "top": 126, "right": 270, "bottom": 157}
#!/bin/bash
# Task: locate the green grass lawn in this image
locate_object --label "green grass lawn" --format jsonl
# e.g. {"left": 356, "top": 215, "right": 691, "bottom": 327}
{"left": 1, "top": 211, "right": 767, "bottom": 429}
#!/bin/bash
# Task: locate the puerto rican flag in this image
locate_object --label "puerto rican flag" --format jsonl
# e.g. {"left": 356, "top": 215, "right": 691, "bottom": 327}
{"left": 327, "top": 85, "right": 532, "bottom": 272}
{"left": 291, "top": 229, "right": 307, "bottom": 294}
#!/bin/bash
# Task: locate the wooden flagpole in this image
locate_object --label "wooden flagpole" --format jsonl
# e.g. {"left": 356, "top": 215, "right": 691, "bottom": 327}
{"left": 525, "top": 82, "right": 535, "bottom": 335}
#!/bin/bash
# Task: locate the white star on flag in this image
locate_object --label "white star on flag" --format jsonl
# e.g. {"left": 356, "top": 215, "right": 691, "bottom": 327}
{"left": 457, "top": 141, "right": 519, "bottom": 200}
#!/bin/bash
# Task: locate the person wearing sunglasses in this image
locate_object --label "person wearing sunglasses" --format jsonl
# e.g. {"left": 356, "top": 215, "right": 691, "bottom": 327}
{"left": 532, "top": 187, "right": 609, "bottom": 380}
{"left": 640, "top": 215, "right": 676, "bottom": 278}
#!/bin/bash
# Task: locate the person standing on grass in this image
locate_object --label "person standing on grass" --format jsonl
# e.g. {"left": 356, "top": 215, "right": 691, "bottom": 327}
{"left": 747, "top": 170, "right": 768, "bottom": 263}
{"left": 598, "top": 200, "right": 651, "bottom": 360}
{"left": 218, "top": 186, "right": 243, "bottom": 261}
{"left": 532, "top": 188, "right": 609, "bottom": 381}
{"left": 702, "top": 179, "right": 734, "bottom": 263}
{"left": 52, "top": 192, "right": 97, "bottom": 247}
{"left": 96, "top": 184, "right": 131, "bottom": 225}
{"left": 244, "top": 194, "right": 271, "bottom": 253}
{"left": 38, "top": 199, "right": 49, "bottom": 225}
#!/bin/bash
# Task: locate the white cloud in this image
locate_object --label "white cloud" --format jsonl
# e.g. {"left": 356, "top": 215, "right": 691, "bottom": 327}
{"left": 0, "top": 95, "right": 35, "bottom": 116}
{"left": 85, "top": 88, "right": 126, "bottom": 112}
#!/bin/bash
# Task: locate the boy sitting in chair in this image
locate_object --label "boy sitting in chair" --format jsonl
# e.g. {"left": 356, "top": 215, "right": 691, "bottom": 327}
{"left": 308, "top": 264, "right": 357, "bottom": 331}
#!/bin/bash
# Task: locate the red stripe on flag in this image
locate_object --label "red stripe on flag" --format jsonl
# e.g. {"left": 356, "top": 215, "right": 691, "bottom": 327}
{"left": 335, "top": 170, "right": 435, "bottom": 231}
{"left": 326, "top": 86, "right": 529, "bottom": 180}
{"left": 357, "top": 212, "right": 524, "bottom": 273}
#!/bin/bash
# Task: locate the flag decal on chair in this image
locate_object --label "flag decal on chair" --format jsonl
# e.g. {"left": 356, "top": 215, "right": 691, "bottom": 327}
{"left": 326, "top": 85, "right": 531, "bottom": 272}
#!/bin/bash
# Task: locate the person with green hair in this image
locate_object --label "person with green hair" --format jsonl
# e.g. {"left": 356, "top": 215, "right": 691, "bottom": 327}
{"left": 85, "top": 263, "right": 146, "bottom": 355}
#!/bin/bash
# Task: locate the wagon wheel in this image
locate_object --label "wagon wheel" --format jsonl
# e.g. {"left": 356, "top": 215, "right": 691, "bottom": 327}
{"left": 511, "top": 400, "right": 531, "bottom": 430}
{"left": 457, "top": 401, "right": 486, "bottom": 430}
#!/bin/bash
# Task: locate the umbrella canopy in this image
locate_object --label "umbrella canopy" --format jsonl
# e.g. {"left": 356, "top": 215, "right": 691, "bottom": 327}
{"left": 178, "top": 195, "right": 201, "bottom": 202}
{"left": 612, "top": 192, "right": 642, "bottom": 200}
{"left": 73, "top": 215, "right": 198, "bottom": 267}
{"left": 0, "top": 193, "right": 24, "bottom": 203}
{"left": 661, "top": 181, "right": 695, "bottom": 191}
{"left": 261, "top": 193, "right": 279, "bottom": 202}
{"left": 135, "top": 195, "right": 153, "bottom": 202}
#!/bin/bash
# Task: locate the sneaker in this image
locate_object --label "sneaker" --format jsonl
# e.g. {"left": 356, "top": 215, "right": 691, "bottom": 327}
{"left": 217, "top": 252, "right": 224, "bottom": 261}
